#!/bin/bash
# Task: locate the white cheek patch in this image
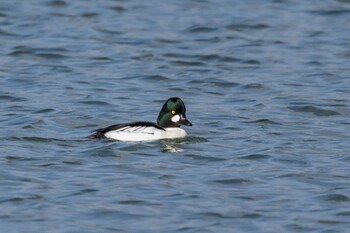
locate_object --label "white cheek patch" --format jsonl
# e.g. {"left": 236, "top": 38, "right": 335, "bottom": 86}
{"left": 171, "top": 114, "right": 180, "bottom": 123}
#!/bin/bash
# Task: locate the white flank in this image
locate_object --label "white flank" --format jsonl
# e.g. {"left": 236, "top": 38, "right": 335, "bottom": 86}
{"left": 104, "top": 126, "right": 187, "bottom": 142}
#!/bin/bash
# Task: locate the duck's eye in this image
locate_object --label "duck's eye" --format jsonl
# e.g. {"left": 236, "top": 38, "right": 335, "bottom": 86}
{"left": 171, "top": 110, "right": 176, "bottom": 115}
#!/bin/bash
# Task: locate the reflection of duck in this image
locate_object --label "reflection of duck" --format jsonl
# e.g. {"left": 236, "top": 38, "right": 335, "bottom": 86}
{"left": 163, "top": 144, "right": 184, "bottom": 153}
{"left": 90, "top": 97, "right": 192, "bottom": 142}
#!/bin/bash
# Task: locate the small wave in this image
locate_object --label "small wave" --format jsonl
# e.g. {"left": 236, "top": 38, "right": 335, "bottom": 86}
{"left": 0, "top": 195, "right": 44, "bottom": 204}
{"left": 288, "top": 105, "right": 340, "bottom": 116}
{"left": 110, "top": 6, "right": 126, "bottom": 12}
{"left": 199, "top": 54, "right": 240, "bottom": 63}
{"left": 242, "top": 59, "right": 260, "bottom": 65}
{"left": 239, "top": 154, "right": 270, "bottom": 160}
{"left": 211, "top": 178, "right": 253, "bottom": 185}
{"left": 0, "top": 95, "right": 27, "bottom": 102}
{"left": 184, "top": 154, "right": 226, "bottom": 162}
{"left": 142, "top": 75, "right": 169, "bottom": 82}
{"left": 319, "top": 194, "right": 349, "bottom": 202}
{"left": 242, "top": 83, "right": 264, "bottom": 89}
{"left": 245, "top": 119, "right": 282, "bottom": 125}
{"left": 47, "top": 0, "right": 67, "bottom": 7}
{"left": 10, "top": 136, "right": 69, "bottom": 143}
{"left": 119, "top": 200, "right": 146, "bottom": 205}
{"left": 199, "top": 211, "right": 232, "bottom": 219}
{"left": 9, "top": 46, "right": 68, "bottom": 60}
{"left": 171, "top": 60, "right": 205, "bottom": 66}
{"left": 187, "top": 78, "right": 238, "bottom": 88}
{"left": 185, "top": 25, "right": 218, "bottom": 33}
{"left": 226, "top": 23, "right": 270, "bottom": 31}
{"left": 309, "top": 9, "right": 350, "bottom": 16}
{"left": 33, "top": 108, "right": 55, "bottom": 114}
{"left": 91, "top": 56, "right": 113, "bottom": 61}
{"left": 81, "top": 12, "right": 99, "bottom": 18}
{"left": 35, "top": 53, "right": 68, "bottom": 60}
{"left": 79, "top": 100, "right": 110, "bottom": 106}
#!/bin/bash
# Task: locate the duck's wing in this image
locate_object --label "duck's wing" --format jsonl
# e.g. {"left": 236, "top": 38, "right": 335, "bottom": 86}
{"left": 89, "top": 121, "right": 164, "bottom": 139}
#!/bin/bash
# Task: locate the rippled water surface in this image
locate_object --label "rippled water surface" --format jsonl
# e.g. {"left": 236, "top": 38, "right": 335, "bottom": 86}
{"left": 1, "top": 0, "right": 350, "bottom": 232}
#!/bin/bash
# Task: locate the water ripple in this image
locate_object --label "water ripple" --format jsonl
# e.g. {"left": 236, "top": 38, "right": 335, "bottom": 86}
{"left": 1, "top": 0, "right": 350, "bottom": 232}
{"left": 226, "top": 23, "right": 270, "bottom": 31}
{"left": 288, "top": 105, "right": 340, "bottom": 116}
{"left": 239, "top": 154, "right": 271, "bottom": 160}
{"left": 211, "top": 178, "right": 254, "bottom": 185}
{"left": 319, "top": 194, "right": 350, "bottom": 202}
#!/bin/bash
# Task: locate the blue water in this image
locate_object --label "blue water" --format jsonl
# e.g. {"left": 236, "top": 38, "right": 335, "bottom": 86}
{"left": 1, "top": 0, "right": 350, "bottom": 232}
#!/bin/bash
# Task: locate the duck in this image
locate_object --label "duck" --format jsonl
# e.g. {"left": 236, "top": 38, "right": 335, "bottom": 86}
{"left": 90, "top": 97, "right": 192, "bottom": 141}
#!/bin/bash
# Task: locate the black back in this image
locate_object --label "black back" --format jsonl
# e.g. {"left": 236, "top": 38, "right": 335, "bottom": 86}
{"left": 89, "top": 121, "right": 165, "bottom": 139}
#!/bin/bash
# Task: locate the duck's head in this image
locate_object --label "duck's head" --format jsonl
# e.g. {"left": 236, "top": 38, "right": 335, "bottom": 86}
{"left": 157, "top": 97, "right": 192, "bottom": 128}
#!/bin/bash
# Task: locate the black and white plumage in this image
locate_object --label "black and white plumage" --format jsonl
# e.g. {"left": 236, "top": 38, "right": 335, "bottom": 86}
{"left": 90, "top": 98, "right": 192, "bottom": 142}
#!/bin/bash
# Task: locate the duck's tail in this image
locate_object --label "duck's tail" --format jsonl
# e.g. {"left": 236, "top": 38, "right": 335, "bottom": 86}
{"left": 88, "top": 129, "right": 106, "bottom": 139}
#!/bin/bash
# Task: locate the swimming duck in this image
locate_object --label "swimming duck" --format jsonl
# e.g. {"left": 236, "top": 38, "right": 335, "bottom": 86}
{"left": 90, "top": 97, "right": 192, "bottom": 141}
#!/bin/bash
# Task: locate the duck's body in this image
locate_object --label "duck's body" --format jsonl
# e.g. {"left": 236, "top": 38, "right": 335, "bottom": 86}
{"left": 90, "top": 98, "right": 192, "bottom": 142}
{"left": 91, "top": 121, "right": 187, "bottom": 142}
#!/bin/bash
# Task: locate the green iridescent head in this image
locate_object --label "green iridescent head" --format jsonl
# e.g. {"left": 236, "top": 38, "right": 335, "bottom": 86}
{"left": 157, "top": 97, "right": 192, "bottom": 128}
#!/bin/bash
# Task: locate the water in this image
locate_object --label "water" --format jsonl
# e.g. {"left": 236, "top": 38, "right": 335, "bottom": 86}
{"left": 1, "top": 0, "right": 350, "bottom": 232}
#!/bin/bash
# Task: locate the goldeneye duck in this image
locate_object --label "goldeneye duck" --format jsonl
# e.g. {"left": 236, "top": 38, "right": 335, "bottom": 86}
{"left": 90, "top": 97, "right": 192, "bottom": 142}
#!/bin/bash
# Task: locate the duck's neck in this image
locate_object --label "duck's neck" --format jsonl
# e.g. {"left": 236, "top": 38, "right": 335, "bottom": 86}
{"left": 157, "top": 114, "right": 179, "bottom": 128}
